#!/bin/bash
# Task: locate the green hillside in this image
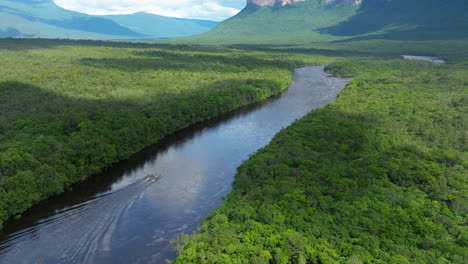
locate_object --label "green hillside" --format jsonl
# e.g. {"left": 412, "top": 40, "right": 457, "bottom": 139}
{"left": 322, "top": 0, "right": 468, "bottom": 41}
{"left": 0, "top": 0, "right": 217, "bottom": 39}
{"left": 178, "top": 0, "right": 468, "bottom": 45}
{"left": 0, "top": 0, "right": 144, "bottom": 39}
{"left": 103, "top": 12, "right": 218, "bottom": 38}
{"left": 184, "top": 1, "right": 359, "bottom": 44}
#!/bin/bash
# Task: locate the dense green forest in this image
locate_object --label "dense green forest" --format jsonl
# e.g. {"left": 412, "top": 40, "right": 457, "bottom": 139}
{"left": 0, "top": 32, "right": 466, "bottom": 264}
{"left": 0, "top": 38, "right": 325, "bottom": 228}
{"left": 174, "top": 52, "right": 468, "bottom": 262}
{"left": 1, "top": 1, "right": 467, "bottom": 263}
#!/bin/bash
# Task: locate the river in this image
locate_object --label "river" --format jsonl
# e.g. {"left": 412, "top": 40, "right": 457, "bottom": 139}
{"left": 0, "top": 66, "right": 351, "bottom": 264}
{"left": 402, "top": 55, "right": 446, "bottom": 65}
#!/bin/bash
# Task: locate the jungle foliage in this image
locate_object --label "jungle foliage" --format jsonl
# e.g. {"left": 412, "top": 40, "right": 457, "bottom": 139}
{"left": 0, "top": 38, "right": 318, "bottom": 228}
{"left": 175, "top": 56, "right": 468, "bottom": 263}
{"left": 0, "top": 36, "right": 466, "bottom": 264}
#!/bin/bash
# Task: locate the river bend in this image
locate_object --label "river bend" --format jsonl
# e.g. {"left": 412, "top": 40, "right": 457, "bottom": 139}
{"left": 0, "top": 66, "right": 351, "bottom": 264}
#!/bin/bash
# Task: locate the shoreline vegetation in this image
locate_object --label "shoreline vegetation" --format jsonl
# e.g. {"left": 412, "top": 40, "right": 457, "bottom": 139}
{"left": 174, "top": 50, "right": 467, "bottom": 263}
{"left": 0, "top": 38, "right": 318, "bottom": 228}
{"left": 0, "top": 37, "right": 466, "bottom": 264}
{"left": 1, "top": 0, "right": 467, "bottom": 263}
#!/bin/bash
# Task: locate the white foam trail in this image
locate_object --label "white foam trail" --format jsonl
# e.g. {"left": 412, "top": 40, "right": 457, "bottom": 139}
{"left": 0, "top": 175, "right": 161, "bottom": 264}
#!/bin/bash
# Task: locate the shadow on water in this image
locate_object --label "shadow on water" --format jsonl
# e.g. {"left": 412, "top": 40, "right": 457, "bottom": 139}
{"left": 0, "top": 174, "right": 161, "bottom": 258}
{"left": 0, "top": 90, "right": 280, "bottom": 240}
{"left": 0, "top": 63, "right": 351, "bottom": 263}
{"left": 0, "top": 67, "right": 285, "bottom": 242}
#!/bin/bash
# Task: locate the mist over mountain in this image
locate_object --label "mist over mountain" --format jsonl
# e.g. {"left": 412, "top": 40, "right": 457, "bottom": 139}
{"left": 0, "top": 0, "right": 218, "bottom": 39}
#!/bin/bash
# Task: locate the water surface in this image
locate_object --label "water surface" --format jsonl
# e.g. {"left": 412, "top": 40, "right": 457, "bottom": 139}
{"left": 402, "top": 55, "right": 446, "bottom": 65}
{"left": 0, "top": 66, "right": 351, "bottom": 264}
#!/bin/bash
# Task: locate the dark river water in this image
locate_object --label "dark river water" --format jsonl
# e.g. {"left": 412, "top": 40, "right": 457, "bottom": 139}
{"left": 0, "top": 66, "right": 351, "bottom": 264}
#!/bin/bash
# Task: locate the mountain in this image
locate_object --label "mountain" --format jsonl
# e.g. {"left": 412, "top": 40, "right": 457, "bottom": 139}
{"left": 0, "top": 0, "right": 218, "bottom": 39}
{"left": 102, "top": 13, "right": 218, "bottom": 38}
{"left": 183, "top": 0, "right": 468, "bottom": 45}
{"left": 181, "top": 0, "right": 360, "bottom": 44}
{"left": 247, "top": 0, "right": 307, "bottom": 6}
{"left": 246, "top": 0, "right": 360, "bottom": 7}
{"left": 0, "top": 0, "right": 144, "bottom": 39}
{"left": 321, "top": 0, "right": 468, "bottom": 41}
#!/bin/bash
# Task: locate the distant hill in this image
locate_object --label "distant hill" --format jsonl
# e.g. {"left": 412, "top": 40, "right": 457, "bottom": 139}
{"left": 0, "top": 0, "right": 218, "bottom": 39}
{"left": 102, "top": 12, "right": 218, "bottom": 38}
{"left": 182, "top": 0, "right": 468, "bottom": 45}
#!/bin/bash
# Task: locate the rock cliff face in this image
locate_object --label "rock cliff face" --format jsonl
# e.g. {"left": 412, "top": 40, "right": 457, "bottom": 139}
{"left": 247, "top": 0, "right": 362, "bottom": 7}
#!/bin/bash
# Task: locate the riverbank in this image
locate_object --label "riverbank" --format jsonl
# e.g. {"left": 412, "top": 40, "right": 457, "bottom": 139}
{"left": 175, "top": 56, "right": 468, "bottom": 263}
{"left": 0, "top": 39, "right": 324, "bottom": 228}
{"left": 0, "top": 66, "right": 351, "bottom": 263}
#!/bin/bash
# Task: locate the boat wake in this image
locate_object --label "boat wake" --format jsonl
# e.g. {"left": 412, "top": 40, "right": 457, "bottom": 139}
{"left": 0, "top": 174, "right": 161, "bottom": 264}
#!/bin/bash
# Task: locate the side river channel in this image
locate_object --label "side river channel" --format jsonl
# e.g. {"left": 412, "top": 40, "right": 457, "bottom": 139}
{"left": 0, "top": 66, "right": 351, "bottom": 264}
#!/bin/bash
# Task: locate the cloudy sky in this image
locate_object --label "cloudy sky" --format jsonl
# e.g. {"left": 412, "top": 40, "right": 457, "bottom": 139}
{"left": 53, "top": 0, "right": 246, "bottom": 21}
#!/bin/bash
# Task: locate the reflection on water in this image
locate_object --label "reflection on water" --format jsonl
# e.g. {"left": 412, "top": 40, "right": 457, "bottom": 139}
{"left": 0, "top": 66, "right": 351, "bottom": 264}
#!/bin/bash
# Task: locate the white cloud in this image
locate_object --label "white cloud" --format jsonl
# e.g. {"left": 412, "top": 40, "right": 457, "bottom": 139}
{"left": 53, "top": 0, "right": 245, "bottom": 21}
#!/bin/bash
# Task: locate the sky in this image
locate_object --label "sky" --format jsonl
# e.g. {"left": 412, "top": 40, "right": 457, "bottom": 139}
{"left": 53, "top": 0, "right": 246, "bottom": 21}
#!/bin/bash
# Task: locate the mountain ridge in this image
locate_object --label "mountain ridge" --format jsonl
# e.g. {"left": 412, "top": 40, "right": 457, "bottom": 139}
{"left": 180, "top": 0, "right": 468, "bottom": 45}
{"left": 247, "top": 0, "right": 306, "bottom": 7}
{"left": 0, "top": 0, "right": 218, "bottom": 39}
{"left": 247, "top": 0, "right": 361, "bottom": 7}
